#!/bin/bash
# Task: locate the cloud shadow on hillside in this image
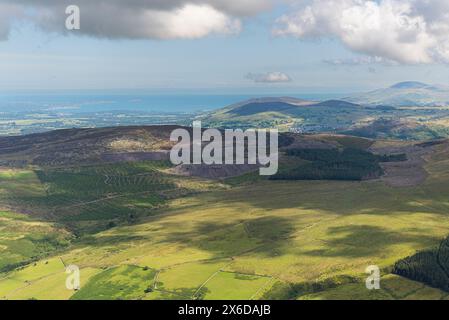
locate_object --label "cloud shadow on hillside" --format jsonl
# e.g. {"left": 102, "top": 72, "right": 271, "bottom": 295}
{"left": 303, "top": 225, "right": 439, "bottom": 258}
{"left": 155, "top": 216, "right": 297, "bottom": 259}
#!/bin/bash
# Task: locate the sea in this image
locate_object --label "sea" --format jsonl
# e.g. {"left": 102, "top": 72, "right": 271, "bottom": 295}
{"left": 0, "top": 91, "right": 345, "bottom": 114}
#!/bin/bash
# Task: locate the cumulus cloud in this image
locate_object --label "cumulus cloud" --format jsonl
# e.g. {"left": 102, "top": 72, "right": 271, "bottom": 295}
{"left": 246, "top": 72, "right": 292, "bottom": 83}
{"left": 274, "top": 0, "right": 449, "bottom": 64}
{"left": 0, "top": 0, "right": 272, "bottom": 40}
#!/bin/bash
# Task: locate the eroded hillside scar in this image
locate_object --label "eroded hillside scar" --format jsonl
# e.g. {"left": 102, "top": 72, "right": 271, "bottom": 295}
{"left": 370, "top": 140, "right": 443, "bottom": 187}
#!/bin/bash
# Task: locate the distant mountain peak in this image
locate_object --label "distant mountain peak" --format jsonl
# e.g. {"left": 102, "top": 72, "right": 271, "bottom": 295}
{"left": 390, "top": 81, "right": 430, "bottom": 89}
{"left": 347, "top": 81, "right": 449, "bottom": 106}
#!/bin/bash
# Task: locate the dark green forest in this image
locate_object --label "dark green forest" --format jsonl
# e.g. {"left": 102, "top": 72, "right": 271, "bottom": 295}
{"left": 272, "top": 148, "right": 405, "bottom": 181}
{"left": 393, "top": 237, "right": 449, "bottom": 292}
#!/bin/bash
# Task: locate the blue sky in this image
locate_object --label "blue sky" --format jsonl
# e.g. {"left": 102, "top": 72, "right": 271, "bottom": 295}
{"left": 1, "top": 0, "right": 449, "bottom": 93}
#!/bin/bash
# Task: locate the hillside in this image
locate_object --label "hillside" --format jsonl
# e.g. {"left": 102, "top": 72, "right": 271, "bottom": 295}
{"left": 347, "top": 82, "right": 449, "bottom": 107}
{"left": 0, "top": 126, "right": 179, "bottom": 167}
{"left": 202, "top": 97, "right": 365, "bottom": 132}
{"left": 343, "top": 118, "right": 449, "bottom": 141}
{"left": 0, "top": 128, "right": 449, "bottom": 300}
{"left": 218, "top": 97, "right": 316, "bottom": 113}
{"left": 209, "top": 97, "right": 361, "bottom": 118}
{"left": 1, "top": 126, "right": 449, "bottom": 299}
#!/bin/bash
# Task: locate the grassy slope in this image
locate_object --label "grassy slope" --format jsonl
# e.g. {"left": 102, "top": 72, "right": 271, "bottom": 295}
{"left": 0, "top": 210, "right": 71, "bottom": 272}
{"left": 3, "top": 141, "right": 449, "bottom": 299}
{"left": 71, "top": 265, "right": 157, "bottom": 300}
{"left": 0, "top": 162, "right": 222, "bottom": 234}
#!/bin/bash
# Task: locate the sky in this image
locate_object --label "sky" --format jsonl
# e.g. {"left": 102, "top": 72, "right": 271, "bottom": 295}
{"left": 1, "top": 0, "right": 449, "bottom": 93}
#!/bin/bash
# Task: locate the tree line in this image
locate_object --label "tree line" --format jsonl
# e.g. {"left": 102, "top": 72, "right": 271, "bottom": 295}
{"left": 271, "top": 148, "right": 406, "bottom": 181}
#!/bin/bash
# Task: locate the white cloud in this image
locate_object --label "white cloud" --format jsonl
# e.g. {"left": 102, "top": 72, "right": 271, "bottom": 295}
{"left": 323, "top": 56, "right": 397, "bottom": 66}
{"left": 156, "top": 5, "right": 241, "bottom": 39}
{"left": 274, "top": 0, "right": 449, "bottom": 64}
{"left": 0, "top": 0, "right": 272, "bottom": 40}
{"left": 246, "top": 72, "right": 292, "bottom": 83}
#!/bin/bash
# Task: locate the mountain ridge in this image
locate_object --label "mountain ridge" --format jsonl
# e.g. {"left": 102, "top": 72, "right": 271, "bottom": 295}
{"left": 347, "top": 81, "right": 449, "bottom": 106}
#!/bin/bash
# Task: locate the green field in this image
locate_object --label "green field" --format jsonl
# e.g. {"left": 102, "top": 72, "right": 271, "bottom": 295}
{"left": 71, "top": 265, "right": 157, "bottom": 300}
{"left": 0, "top": 211, "right": 70, "bottom": 272}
